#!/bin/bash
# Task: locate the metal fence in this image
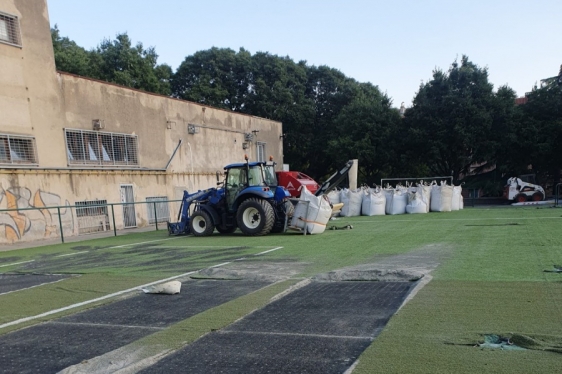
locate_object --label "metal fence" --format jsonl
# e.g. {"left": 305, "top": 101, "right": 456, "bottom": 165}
{"left": 0, "top": 199, "right": 182, "bottom": 245}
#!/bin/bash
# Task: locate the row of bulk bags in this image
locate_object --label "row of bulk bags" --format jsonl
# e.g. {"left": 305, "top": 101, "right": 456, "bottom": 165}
{"left": 290, "top": 186, "right": 332, "bottom": 234}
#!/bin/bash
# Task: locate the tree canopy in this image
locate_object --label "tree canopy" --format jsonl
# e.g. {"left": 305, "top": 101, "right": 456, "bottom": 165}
{"left": 51, "top": 28, "right": 562, "bottom": 189}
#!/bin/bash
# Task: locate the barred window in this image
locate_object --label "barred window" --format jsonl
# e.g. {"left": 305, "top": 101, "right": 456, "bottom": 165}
{"left": 75, "top": 199, "right": 110, "bottom": 234}
{"left": 64, "top": 129, "right": 139, "bottom": 167}
{"left": 0, "top": 134, "right": 37, "bottom": 165}
{"left": 0, "top": 12, "right": 22, "bottom": 47}
{"left": 256, "top": 142, "right": 266, "bottom": 162}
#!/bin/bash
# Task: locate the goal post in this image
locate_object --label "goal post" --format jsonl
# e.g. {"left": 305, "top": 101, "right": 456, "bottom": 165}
{"left": 380, "top": 176, "right": 453, "bottom": 187}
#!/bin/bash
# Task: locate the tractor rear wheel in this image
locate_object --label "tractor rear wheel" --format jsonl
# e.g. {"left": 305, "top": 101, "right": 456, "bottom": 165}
{"left": 531, "top": 192, "right": 544, "bottom": 201}
{"left": 270, "top": 199, "right": 295, "bottom": 234}
{"left": 236, "top": 198, "right": 275, "bottom": 236}
{"left": 514, "top": 194, "right": 528, "bottom": 203}
{"left": 190, "top": 210, "right": 215, "bottom": 236}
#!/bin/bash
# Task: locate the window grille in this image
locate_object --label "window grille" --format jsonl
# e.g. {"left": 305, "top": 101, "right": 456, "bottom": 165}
{"left": 75, "top": 199, "right": 110, "bottom": 234}
{"left": 146, "top": 196, "right": 170, "bottom": 224}
{"left": 0, "top": 134, "right": 38, "bottom": 165}
{"left": 256, "top": 142, "right": 266, "bottom": 162}
{"left": 64, "top": 129, "right": 139, "bottom": 167}
{"left": 0, "top": 12, "right": 22, "bottom": 47}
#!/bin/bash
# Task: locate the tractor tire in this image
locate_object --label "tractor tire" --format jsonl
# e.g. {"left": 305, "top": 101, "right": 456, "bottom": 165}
{"left": 190, "top": 210, "right": 215, "bottom": 236}
{"left": 236, "top": 198, "right": 275, "bottom": 236}
{"left": 216, "top": 225, "right": 237, "bottom": 234}
{"left": 514, "top": 194, "right": 528, "bottom": 203}
{"left": 531, "top": 192, "right": 544, "bottom": 201}
{"left": 270, "top": 200, "right": 295, "bottom": 234}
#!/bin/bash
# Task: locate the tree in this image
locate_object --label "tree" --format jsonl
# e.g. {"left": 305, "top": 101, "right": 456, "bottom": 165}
{"left": 171, "top": 47, "right": 252, "bottom": 110}
{"left": 403, "top": 56, "right": 515, "bottom": 183}
{"left": 51, "top": 25, "right": 93, "bottom": 76}
{"left": 93, "top": 33, "right": 172, "bottom": 95}
{"left": 518, "top": 76, "right": 562, "bottom": 185}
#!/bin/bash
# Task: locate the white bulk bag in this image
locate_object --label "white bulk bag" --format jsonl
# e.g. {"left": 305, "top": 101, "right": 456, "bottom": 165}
{"left": 291, "top": 186, "right": 332, "bottom": 234}
{"left": 388, "top": 189, "right": 407, "bottom": 215}
{"left": 430, "top": 183, "right": 453, "bottom": 212}
{"left": 406, "top": 191, "right": 427, "bottom": 214}
{"left": 340, "top": 188, "right": 362, "bottom": 217}
{"left": 327, "top": 189, "right": 341, "bottom": 205}
{"left": 361, "top": 187, "right": 386, "bottom": 216}
{"left": 417, "top": 184, "right": 432, "bottom": 213}
{"left": 384, "top": 188, "right": 394, "bottom": 214}
{"left": 451, "top": 186, "right": 462, "bottom": 211}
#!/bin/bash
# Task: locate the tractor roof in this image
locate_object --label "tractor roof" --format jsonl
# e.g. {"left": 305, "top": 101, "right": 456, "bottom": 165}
{"left": 224, "top": 161, "right": 264, "bottom": 170}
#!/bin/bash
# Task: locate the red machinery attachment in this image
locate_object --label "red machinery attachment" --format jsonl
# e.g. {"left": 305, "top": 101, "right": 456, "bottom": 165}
{"left": 276, "top": 171, "right": 319, "bottom": 197}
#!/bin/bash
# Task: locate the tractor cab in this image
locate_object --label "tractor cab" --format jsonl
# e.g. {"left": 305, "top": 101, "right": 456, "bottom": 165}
{"left": 224, "top": 161, "right": 278, "bottom": 211}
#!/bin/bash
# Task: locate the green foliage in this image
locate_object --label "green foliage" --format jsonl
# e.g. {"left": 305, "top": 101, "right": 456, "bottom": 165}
{"left": 51, "top": 27, "right": 171, "bottom": 95}
{"left": 51, "top": 25, "right": 93, "bottom": 76}
{"left": 403, "top": 56, "right": 517, "bottom": 183}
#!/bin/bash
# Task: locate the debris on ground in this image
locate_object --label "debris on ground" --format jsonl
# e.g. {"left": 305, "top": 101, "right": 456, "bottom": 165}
{"left": 142, "top": 281, "right": 181, "bottom": 295}
{"left": 543, "top": 265, "right": 562, "bottom": 273}
{"left": 328, "top": 224, "right": 353, "bottom": 230}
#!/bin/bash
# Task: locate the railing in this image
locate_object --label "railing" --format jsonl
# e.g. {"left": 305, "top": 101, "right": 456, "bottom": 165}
{"left": 0, "top": 199, "right": 182, "bottom": 245}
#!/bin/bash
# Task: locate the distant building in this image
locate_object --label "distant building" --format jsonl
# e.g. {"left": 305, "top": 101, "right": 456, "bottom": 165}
{"left": 0, "top": 0, "right": 283, "bottom": 244}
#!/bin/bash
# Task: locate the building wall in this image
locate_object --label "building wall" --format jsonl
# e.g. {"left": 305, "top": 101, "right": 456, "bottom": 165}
{"left": 0, "top": 0, "right": 283, "bottom": 244}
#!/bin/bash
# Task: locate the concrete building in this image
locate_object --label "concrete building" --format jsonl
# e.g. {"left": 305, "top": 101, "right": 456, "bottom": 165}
{"left": 0, "top": 0, "right": 283, "bottom": 244}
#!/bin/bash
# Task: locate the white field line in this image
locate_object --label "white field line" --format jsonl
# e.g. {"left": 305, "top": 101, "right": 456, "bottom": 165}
{"left": 0, "top": 260, "right": 35, "bottom": 268}
{"left": 55, "top": 251, "right": 88, "bottom": 258}
{"left": 109, "top": 237, "right": 181, "bottom": 249}
{"left": 353, "top": 216, "right": 562, "bottom": 223}
{"left": 255, "top": 247, "right": 283, "bottom": 256}
{"left": 0, "top": 278, "right": 68, "bottom": 297}
{"left": 0, "top": 246, "right": 285, "bottom": 330}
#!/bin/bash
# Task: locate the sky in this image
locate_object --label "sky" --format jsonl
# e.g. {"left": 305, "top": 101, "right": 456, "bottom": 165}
{"left": 46, "top": 0, "right": 562, "bottom": 108}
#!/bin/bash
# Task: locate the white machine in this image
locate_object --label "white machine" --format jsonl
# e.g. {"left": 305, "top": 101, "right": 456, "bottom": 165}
{"left": 504, "top": 175, "right": 545, "bottom": 203}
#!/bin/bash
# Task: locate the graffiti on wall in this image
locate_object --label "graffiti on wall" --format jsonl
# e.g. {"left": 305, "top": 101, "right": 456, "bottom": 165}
{"left": 0, "top": 186, "right": 74, "bottom": 243}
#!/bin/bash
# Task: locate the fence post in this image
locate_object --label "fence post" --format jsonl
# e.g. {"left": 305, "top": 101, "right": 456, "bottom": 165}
{"left": 111, "top": 204, "right": 117, "bottom": 237}
{"left": 57, "top": 207, "right": 65, "bottom": 243}
{"left": 153, "top": 202, "right": 159, "bottom": 231}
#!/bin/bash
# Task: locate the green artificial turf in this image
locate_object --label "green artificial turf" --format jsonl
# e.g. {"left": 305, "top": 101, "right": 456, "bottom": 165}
{"left": 1, "top": 206, "right": 561, "bottom": 371}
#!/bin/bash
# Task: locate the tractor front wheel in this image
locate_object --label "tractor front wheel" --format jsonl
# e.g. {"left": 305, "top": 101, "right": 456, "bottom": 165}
{"left": 236, "top": 198, "right": 275, "bottom": 236}
{"left": 190, "top": 210, "right": 215, "bottom": 236}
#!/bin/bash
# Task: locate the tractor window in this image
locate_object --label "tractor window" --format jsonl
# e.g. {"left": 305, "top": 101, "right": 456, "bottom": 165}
{"left": 264, "top": 166, "right": 277, "bottom": 186}
{"left": 227, "top": 168, "right": 244, "bottom": 187}
{"left": 248, "top": 166, "right": 265, "bottom": 187}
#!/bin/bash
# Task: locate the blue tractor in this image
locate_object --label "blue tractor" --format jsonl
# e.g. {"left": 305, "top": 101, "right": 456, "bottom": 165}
{"left": 167, "top": 157, "right": 292, "bottom": 236}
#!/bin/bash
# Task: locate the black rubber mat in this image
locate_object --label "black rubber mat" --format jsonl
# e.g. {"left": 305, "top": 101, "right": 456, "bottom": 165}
{"left": 60, "top": 279, "right": 270, "bottom": 328}
{"left": 141, "top": 281, "right": 416, "bottom": 374}
{"left": 0, "top": 279, "right": 270, "bottom": 374}
{"left": 0, "top": 322, "right": 151, "bottom": 374}
{"left": 0, "top": 274, "right": 70, "bottom": 294}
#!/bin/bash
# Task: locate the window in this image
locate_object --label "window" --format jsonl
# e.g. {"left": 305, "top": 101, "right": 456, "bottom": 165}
{"left": 64, "top": 129, "right": 139, "bottom": 167}
{"left": 75, "top": 199, "right": 110, "bottom": 234}
{"left": 256, "top": 142, "right": 266, "bottom": 162}
{"left": 0, "top": 134, "right": 37, "bottom": 165}
{"left": 0, "top": 12, "right": 21, "bottom": 47}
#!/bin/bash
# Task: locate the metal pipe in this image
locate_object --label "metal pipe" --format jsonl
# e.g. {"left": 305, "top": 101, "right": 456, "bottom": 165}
{"left": 57, "top": 207, "right": 64, "bottom": 243}
{"left": 165, "top": 139, "right": 183, "bottom": 170}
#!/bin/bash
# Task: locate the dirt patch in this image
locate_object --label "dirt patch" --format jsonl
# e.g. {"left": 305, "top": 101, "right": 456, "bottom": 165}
{"left": 314, "top": 243, "right": 451, "bottom": 282}
{"left": 192, "top": 261, "right": 308, "bottom": 282}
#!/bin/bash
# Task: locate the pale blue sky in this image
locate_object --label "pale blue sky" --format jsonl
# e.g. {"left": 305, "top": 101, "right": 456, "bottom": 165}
{"left": 47, "top": 0, "right": 561, "bottom": 107}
